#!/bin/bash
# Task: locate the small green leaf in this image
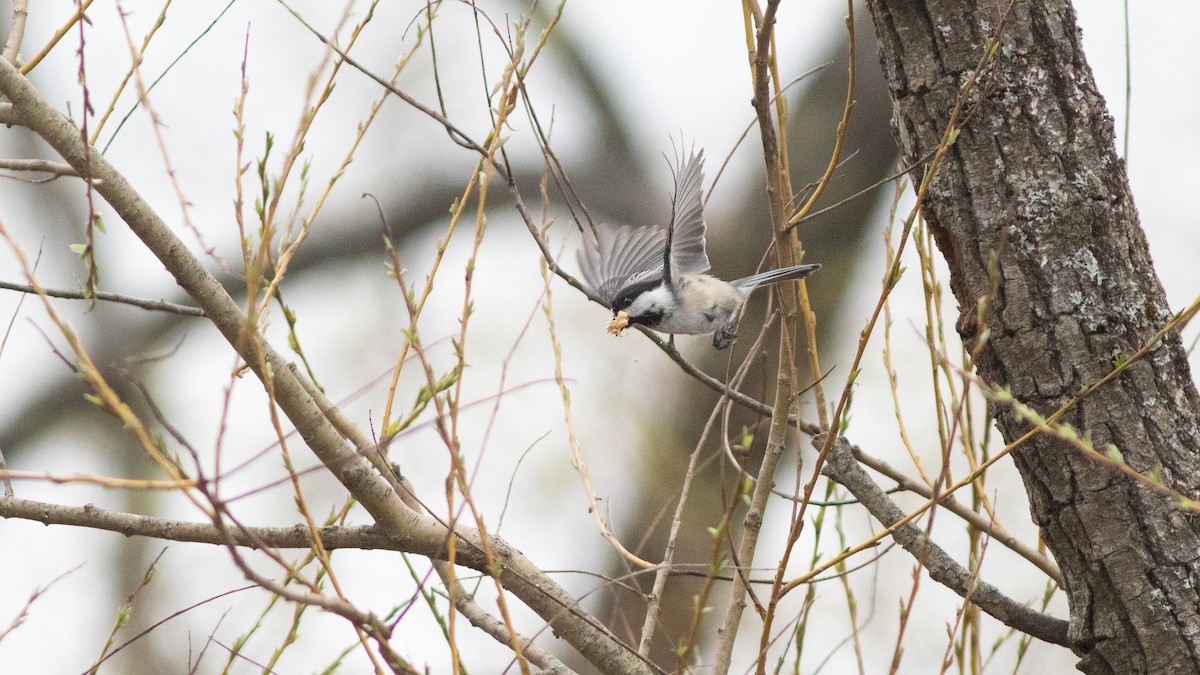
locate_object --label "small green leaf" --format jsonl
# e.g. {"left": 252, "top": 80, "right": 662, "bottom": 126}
{"left": 1147, "top": 464, "right": 1164, "bottom": 485}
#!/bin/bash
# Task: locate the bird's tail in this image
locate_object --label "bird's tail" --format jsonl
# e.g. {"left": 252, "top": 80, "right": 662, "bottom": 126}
{"left": 730, "top": 263, "right": 821, "bottom": 291}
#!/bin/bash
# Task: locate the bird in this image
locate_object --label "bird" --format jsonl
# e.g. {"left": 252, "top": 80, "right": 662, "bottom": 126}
{"left": 578, "top": 148, "right": 820, "bottom": 349}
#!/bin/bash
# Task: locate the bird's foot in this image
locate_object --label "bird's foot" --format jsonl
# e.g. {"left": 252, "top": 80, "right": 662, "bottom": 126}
{"left": 713, "top": 326, "right": 737, "bottom": 350}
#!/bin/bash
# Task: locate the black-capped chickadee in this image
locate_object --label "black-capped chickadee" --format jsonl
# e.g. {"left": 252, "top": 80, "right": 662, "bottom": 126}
{"left": 578, "top": 148, "right": 820, "bottom": 349}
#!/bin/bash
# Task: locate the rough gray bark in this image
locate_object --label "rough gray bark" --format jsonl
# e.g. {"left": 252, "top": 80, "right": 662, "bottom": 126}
{"left": 864, "top": 2, "right": 1200, "bottom": 673}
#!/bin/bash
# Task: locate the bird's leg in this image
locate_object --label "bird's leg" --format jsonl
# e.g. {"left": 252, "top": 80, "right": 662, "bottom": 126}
{"left": 668, "top": 335, "right": 676, "bottom": 350}
{"left": 713, "top": 319, "right": 739, "bottom": 350}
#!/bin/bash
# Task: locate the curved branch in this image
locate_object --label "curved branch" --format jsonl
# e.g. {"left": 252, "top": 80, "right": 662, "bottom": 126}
{"left": 817, "top": 434, "right": 1070, "bottom": 646}
{"left": 0, "top": 56, "right": 650, "bottom": 675}
{"left": 849, "top": 444, "right": 1062, "bottom": 583}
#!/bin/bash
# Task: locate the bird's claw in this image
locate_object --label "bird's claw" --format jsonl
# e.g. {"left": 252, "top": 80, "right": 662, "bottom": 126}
{"left": 713, "top": 326, "right": 737, "bottom": 350}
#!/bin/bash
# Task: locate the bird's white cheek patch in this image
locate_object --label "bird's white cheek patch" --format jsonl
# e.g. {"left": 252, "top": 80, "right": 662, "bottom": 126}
{"left": 607, "top": 311, "right": 630, "bottom": 335}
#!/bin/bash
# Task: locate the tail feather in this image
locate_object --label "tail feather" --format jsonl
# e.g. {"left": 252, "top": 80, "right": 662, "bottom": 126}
{"left": 730, "top": 263, "right": 821, "bottom": 291}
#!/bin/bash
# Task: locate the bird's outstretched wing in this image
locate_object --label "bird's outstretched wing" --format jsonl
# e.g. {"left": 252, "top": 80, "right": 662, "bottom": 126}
{"left": 578, "top": 222, "right": 667, "bottom": 307}
{"left": 577, "top": 146, "right": 712, "bottom": 308}
{"left": 663, "top": 148, "right": 711, "bottom": 283}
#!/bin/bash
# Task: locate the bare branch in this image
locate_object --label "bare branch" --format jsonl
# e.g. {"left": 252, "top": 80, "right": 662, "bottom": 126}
{"left": 849, "top": 443, "right": 1062, "bottom": 583}
{"left": 0, "top": 561, "right": 80, "bottom": 645}
{"left": 0, "top": 280, "right": 205, "bottom": 316}
{"left": 277, "top": 0, "right": 491, "bottom": 162}
{"left": 816, "top": 434, "right": 1070, "bottom": 647}
{"left": 0, "top": 56, "right": 651, "bottom": 675}
{"left": 0, "top": 158, "right": 78, "bottom": 177}
{"left": 2, "top": 0, "right": 28, "bottom": 62}
{"left": 0, "top": 496, "right": 402, "bottom": 549}
{"left": 438, "top": 576, "right": 574, "bottom": 674}
{"left": 0, "top": 447, "right": 12, "bottom": 498}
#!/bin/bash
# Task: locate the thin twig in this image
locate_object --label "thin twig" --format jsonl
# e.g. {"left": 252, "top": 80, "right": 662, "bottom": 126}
{"left": 0, "top": 158, "right": 78, "bottom": 177}
{"left": 648, "top": 328, "right": 821, "bottom": 434}
{"left": 714, "top": 1, "right": 809, "bottom": 671}
{"left": 850, "top": 446, "right": 1060, "bottom": 582}
{"left": 86, "top": 548, "right": 170, "bottom": 674}
{"left": 90, "top": 0, "right": 173, "bottom": 147}
{"left": 0, "top": 496, "right": 408, "bottom": 548}
{"left": 817, "top": 434, "right": 1070, "bottom": 646}
{"left": 0, "top": 53, "right": 652, "bottom": 673}
{"left": 0, "top": 447, "right": 13, "bottom": 498}
{"left": 0, "top": 563, "right": 81, "bottom": 645}
{"left": 433, "top": 577, "right": 573, "bottom": 674}
{"left": 707, "top": 63, "right": 831, "bottom": 202}
{"left": 777, "top": 285, "right": 1200, "bottom": 596}
{"left": 542, "top": 242, "right": 654, "bottom": 570}
{"left": 19, "top": 0, "right": 95, "bottom": 74}
{"left": 795, "top": 0, "right": 1022, "bottom": 622}
{"left": 279, "top": 0, "right": 492, "bottom": 162}
{"left": 637, "top": 320, "right": 771, "bottom": 657}
{"left": 0, "top": 280, "right": 205, "bottom": 316}
{"left": 757, "top": 5, "right": 859, "bottom": 664}
{"left": 98, "top": 0, "right": 238, "bottom": 152}
{"left": 297, "top": 370, "right": 608, "bottom": 675}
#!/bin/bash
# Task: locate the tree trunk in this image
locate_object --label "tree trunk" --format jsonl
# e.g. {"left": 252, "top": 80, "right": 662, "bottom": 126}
{"left": 864, "top": 2, "right": 1200, "bottom": 673}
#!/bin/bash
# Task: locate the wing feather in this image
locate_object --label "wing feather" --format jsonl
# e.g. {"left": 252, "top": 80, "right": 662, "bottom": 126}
{"left": 577, "top": 145, "right": 712, "bottom": 309}
{"left": 667, "top": 149, "right": 711, "bottom": 277}
{"left": 578, "top": 223, "right": 666, "bottom": 307}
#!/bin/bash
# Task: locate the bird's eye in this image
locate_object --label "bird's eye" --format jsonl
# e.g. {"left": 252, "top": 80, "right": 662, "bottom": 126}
{"left": 612, "top": 295, "right": 633, "bottom": 311}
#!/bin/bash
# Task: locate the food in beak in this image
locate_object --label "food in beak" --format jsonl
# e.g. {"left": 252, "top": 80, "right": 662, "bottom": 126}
{"left": 607, "top": 311, "right": 630, "bottom": 335}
